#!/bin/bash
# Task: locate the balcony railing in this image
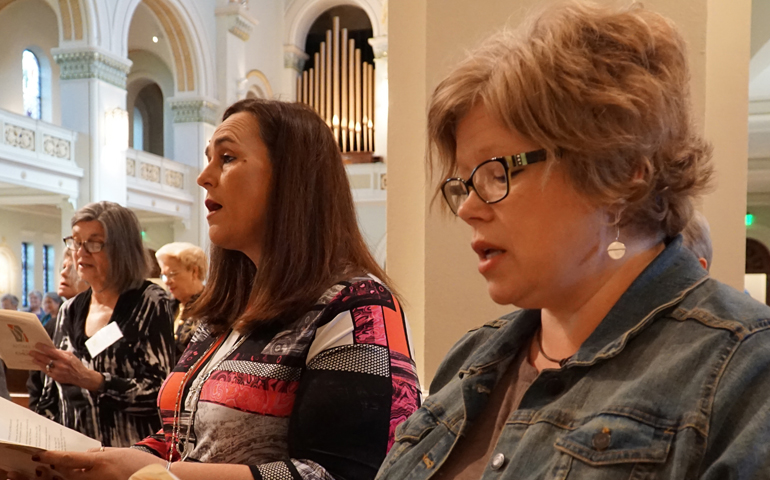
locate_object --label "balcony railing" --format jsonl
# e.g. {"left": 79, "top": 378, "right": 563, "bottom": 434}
{"left": 126, "top": 148, "right": 195, "bottom": 219}
{"left": 0, "top": 108, "right": 82, "bottom": 199}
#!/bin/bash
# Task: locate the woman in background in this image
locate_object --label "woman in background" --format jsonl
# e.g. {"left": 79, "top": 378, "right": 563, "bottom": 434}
{"left": 40, "top": 292, "right": 62, "bottom": 328}
{"left": 155, "top": 242, "right": 206, "bottom": 359}
{"left": 28, "top": 249, "right": 90, "bottom": 413}
{"left": 25, "top": 290, "right": 43, "bottom": 320}
{"left": 32, "top": 201, "right": 175, "bottom": 447}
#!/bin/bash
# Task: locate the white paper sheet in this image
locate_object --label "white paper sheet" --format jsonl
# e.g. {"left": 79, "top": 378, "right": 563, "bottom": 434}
{"left": 0, "top": 310, "right": 55, "bottom": 370}
{"left": 0, "top": 397, "right": 101, "bottom": 477}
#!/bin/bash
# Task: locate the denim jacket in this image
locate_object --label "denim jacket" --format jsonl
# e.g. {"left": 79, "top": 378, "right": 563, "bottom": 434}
{"left": 376, "top": 237, "right": 770, "bottom": 479}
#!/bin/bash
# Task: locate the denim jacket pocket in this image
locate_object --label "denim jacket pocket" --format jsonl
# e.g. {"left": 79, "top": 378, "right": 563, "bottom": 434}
{"left": 553, "top": 413, "right": 674, "bottom": 477}
{"left": 395, "top": 406, "right": 441, "bottom": 444}
{"left": 377, "top": 408, "right": 443, "bottom": 480}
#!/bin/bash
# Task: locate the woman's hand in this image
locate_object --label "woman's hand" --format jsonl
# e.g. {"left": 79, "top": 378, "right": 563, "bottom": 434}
{"left": 13, "top": 447, "right": 164, "bottom": 480}
{"left": 30, "top": 344, "right": 105, "bottom": 392}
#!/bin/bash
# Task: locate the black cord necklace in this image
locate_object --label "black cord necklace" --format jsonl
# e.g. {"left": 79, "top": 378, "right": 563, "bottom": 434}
{"left": 536, "top": 328, "right": 572, "bottom": 366}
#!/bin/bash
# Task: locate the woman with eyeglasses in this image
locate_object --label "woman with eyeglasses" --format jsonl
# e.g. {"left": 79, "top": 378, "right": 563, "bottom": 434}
{"left": 377, "top": 3, "right": 770, "bottom": 480}
{"left": 155, "top": 242, "right": 207, "bottom": 360}
{"left": 30, "top": 201, "right": 175, "bottom": 448}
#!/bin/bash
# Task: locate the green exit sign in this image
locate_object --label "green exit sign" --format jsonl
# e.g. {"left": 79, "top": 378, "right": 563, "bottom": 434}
{"left": 746, "top": 214, "right": 755, "bottom": 226}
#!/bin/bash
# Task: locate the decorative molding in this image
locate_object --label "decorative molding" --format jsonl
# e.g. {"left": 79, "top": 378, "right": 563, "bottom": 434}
{"left": 4, "top": 125, "right": 35, "bottom": 151}
{"left": 53, "top": 50, "right": 132, "bottom": 89}
{"left": 369, "top": 36, "right": 388, "bottom": 59}
{"left": 165, "top": 170, "right": 184, "bottom": 189}
{"left": 140, "top": 163, "right": 161, "bottom": 183}
{"left": 229, "top": 16, "right": 251, "bottom": 40}
{"left": 216, "top": 3, "right": 258, "bottom": 42}
{"left": 169, "top": 99, "right": 219, "bottom": 125}
{"left": 283, "top": 44, "right": 309, "bottom": 72}
{"left": 126, "top": 158, "right": 136, "bottom": 177}
{"left": 42, "top": 135, "right": 71, "bottom": 160}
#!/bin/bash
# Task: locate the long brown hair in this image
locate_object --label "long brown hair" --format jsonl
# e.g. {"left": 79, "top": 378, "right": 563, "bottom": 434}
{"left": 187, "top": 99, "right": 390, "bottom": 333}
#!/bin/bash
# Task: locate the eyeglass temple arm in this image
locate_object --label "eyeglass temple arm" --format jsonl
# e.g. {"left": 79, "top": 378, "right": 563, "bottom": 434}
{"left": 504, "top": 150, "right": 548, "bottom": 170}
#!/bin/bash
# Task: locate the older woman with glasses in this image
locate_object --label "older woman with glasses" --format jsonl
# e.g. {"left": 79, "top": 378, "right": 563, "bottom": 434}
{"left": 155, "top": 242, "right": 207, "bottom": 359}
{"left": 377, "top": 2, "right": 770, "bottom": 479}
{"left": 31, "top": 201, "right": 175, "bottom": 447}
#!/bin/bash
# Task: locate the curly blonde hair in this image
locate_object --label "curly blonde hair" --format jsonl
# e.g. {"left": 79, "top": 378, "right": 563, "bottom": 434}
{"left": 428, "top": 1, "right": 713, "bottom": 237}
{"left": 155, "top": 242, "right": 208, "bottom": 281}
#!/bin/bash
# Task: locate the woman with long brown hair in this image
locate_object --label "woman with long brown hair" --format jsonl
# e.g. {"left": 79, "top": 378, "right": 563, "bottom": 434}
{"left": 19, "top": 99, "right": 420, "bottom": 480}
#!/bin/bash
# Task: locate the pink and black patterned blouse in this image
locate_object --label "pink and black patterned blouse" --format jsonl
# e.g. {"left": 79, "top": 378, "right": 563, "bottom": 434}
{"left": 134, "top": 275, "right": 421, "bottom": 480}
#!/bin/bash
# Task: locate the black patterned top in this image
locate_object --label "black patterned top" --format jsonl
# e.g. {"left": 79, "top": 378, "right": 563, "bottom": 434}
{"left": 36, "top": 281, "right": 175, "bottom": 447}
{"left": 135, "top": 275, "right": 422, "bottom": 480}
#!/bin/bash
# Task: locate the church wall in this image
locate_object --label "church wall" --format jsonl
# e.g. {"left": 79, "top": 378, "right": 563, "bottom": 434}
{"left": 127, "top": 50, "right": 176, "bottom": 160}
{"left": 0, "top": 0, "right": 61, "bottom": 125}
{"left": 140, "top": 220, "right": 176, "bottom": 251}
{"left": 0, "top": 208, "right": 65, "bottom": 300}
{"left": 243, "top": 1, "right": 285, "bottom": 100}
{"left": 355, "top": 203, "right": 386, "bottom": 256}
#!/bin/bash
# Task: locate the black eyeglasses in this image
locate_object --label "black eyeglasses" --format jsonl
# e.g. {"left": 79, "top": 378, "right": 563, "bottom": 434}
{"left": 441, "top": 149, "right": 547, "bottom": 215}
{"left": 63, "top": 236, "right": 105, "bottom": 254}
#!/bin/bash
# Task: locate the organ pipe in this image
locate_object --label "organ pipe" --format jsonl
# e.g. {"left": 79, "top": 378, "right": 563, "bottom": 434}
{"left": 348, "top": 38, "right": 355, "bottom": 151}
{"left": 326, "top": 30, "right": 332, "bottom": 127}
{"left": 296, "top": 17, "right": 376, "bottom": 153}
{"left": 313, "top": 54, "right": 320, "bottom": 115}
{"left": 341, "top": 28, "right": 348, "bottom": 152}
{"left": 355, "top": 48, "right": 362, "bottom": 151}
{"left": 332, "top": 17, "right": 340, "bottom": 142}
{"left": 319, "top": 43, "right": 326, "bottom": 124}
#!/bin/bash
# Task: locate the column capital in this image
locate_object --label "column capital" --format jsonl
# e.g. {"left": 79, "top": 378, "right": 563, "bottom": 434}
{"left": 215, "top": 2, "right": 259, "bottom": 41}
{"left": 368, "top": 36, "right": 389, "bottom": 59}
{"left": 52, "top": 47, "right": 132, "bottom": 89}
{"left": 168, "top": 97, "right": 221, "bottom": 125}
{"left": 283, "top": 44, "right": 310, "bottom": 73}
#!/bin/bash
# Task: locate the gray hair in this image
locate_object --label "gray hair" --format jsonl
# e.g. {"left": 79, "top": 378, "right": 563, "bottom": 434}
{"left": 44, "top": 291, "right": 62, "bottom": 304}
{"left": 71, "top": 201, "right": 148, "bottom": 293}
{"left": 155, "top": 242, "right": 208, "bottom": 281}
{"left": 1, "top": 294, "right": 19, "bottom": 307}
{"left": 28, "top": 290, "right": 43, "bottom": 301}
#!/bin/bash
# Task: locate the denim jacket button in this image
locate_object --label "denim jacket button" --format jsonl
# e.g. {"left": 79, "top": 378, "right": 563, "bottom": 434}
{"left": 490, "top": 452, "right": 505, "bottom": 470}
{"left": 592, "top": 429, "right": 612, "bottom": 451}
{"left": 545, "top": 377, "right": 565, "bottom": 396}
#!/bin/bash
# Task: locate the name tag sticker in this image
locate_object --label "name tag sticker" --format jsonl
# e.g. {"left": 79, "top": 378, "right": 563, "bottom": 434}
{"left": 85, "top": 322, "right": 123, "bottom": 357}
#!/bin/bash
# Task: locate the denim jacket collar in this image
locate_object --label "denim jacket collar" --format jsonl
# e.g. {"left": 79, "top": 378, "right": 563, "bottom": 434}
{"left": 570, "top": 235, "right": 708, "bottom": 366}
{"left": 461, "top": 236, "right": 709, "bottom": 375}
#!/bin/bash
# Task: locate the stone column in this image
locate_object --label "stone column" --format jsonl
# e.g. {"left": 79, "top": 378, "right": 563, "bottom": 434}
{"left": 168, "top": 97, "right": 219, "bottom": 250}
{"left": 368, "top": 36, "right": 388, "bottom": 161}
{"left": 215, "top": 2, "right": 258, "bottom": 107}
{"left": 283, "top": 44, "right": 309, "bottom": 102}
{"left": 59, "top": 197, "right": 76, "bottom": 248}
{"left": 388, "top": 0, "right": 751, "bottom": 385}
{"left": 52, "top": 47, "right": 131, "bottom": 206}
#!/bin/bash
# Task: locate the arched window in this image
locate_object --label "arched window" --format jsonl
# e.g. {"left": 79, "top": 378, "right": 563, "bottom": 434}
{"left": 22, "top": 49, "right": 42, "bottom": 120}
{"left": 133, "top": 106, "right": 144, "bottom": 150}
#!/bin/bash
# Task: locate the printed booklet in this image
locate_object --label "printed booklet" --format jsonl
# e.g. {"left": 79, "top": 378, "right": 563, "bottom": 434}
{"left": 0, "top": 310, "right": 55, "bottom": 370}
{"left": 0, "top": 397, "right": 101, "bottom": 477}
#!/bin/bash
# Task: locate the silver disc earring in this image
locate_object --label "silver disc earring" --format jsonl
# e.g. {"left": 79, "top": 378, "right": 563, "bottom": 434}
{"left": 607, "top": 216, "right": 626, "bottom": 260}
